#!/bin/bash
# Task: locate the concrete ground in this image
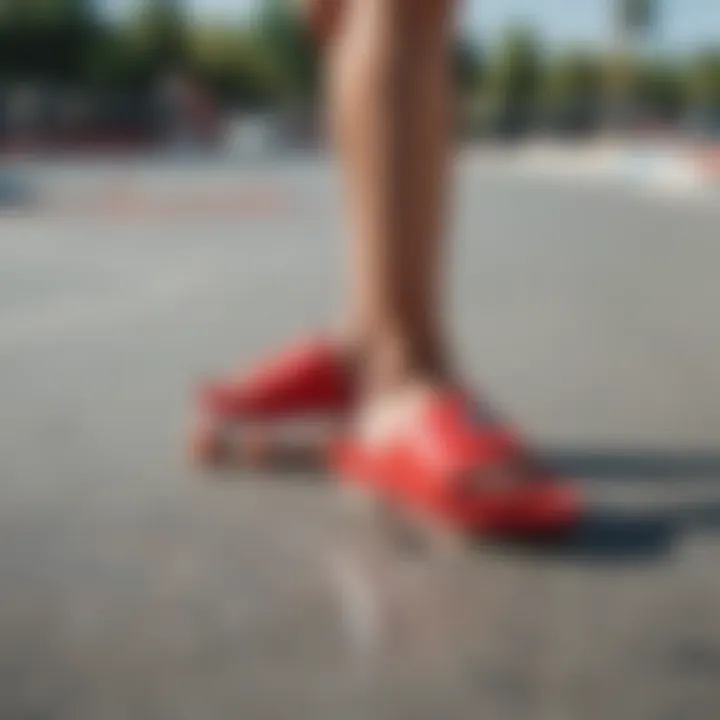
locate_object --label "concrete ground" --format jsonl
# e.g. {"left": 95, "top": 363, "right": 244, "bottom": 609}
{"left": 1, "top": 153, "right": 719, "bottom": 720}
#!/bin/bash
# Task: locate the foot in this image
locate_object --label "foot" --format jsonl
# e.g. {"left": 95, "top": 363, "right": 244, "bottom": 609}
{"left": 333, "top": 376, "right": 581, "bottom": 536}
{"left": 190, "top": 407, "right": 266, "bottom": 468}
{"left": 190, "top": 334, "right": 357, "bottom": 468}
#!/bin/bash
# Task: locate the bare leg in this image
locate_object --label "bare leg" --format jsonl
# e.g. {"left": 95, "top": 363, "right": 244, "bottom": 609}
{"left": 326, "top": 0, "right": 454, "bottom": 414}
{"left": 327, "top": 0, "right": 454, "bottom": 389}
{"left": 320, "top": 0, "right": 545, "bottom": 499}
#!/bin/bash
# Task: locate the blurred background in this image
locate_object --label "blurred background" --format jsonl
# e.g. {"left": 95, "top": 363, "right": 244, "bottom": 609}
{"left": 1, "top": 3, "right": 720, "bottom": 719}
{"left": 0, "top": 0, "right": 718, "bottom": 153}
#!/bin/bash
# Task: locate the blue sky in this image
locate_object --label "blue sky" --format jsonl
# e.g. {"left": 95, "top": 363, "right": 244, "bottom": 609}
{"left": 101, "top": 0, "right": 720, "bottom": 53}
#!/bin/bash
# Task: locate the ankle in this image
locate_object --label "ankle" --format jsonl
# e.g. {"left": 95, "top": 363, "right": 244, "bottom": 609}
{"left": 362, "top": 333, "right": 449, "bottom": 394}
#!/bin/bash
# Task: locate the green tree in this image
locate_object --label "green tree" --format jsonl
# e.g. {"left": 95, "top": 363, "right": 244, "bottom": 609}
{"left": 142, "top": 0, "right": 188, "bottom": 69}
{"left": 636, "top": 59, "right": 687, "bottom": 121}
{"left": 541, "top": 50, "right": 603, "bottom": 131}
{"left": 0, "top": 0, "right": 101, "bottom": 82}
{"left": 543, "top": 50, "right": 603, "bottom": 112}
{"left": 94, "top": 0, "right": 191, "bottom": 90}
{"left": 687, "top": 49, "right": 720, "bottom": 111}
{"left": 454, "top": 37, "right": 486, "bottom": 98}
{"left": 256, "top": 0, "right": 319, "bottom": 102}
{"left": 488, "top": 28, "right": 543, "bottom": 116}
{"left": 190, "top": 24, "right": 287, "bottom": 107}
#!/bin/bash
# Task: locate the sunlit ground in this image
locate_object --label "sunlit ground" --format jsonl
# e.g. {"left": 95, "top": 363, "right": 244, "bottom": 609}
{"left": 1, "top": 150, "right": 719, "bottom": 719}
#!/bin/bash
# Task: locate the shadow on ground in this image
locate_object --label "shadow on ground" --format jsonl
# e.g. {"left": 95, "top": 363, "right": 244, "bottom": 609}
{"left": 498, "top": 448, "right": 720, "bottom": 564}
{"left": 500, "top": 504, "right": 720, "bottom": 565}
{"left": 208, "top": 446, "right": 720, "bottom": 565}
{"left": 548, "top": 448, "right": 720, "bottom": 482}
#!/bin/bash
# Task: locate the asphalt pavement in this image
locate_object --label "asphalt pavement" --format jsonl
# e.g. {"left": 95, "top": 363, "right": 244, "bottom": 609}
{"left": 1, "top": 152, "right": 719, "bottom": 720}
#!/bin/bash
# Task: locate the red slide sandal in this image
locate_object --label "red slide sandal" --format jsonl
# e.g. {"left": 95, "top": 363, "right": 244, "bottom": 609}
{"left": 201, "top": 337, "right": 354, "bottom": 419}
{"left": 330, "top": 392, "right": 582, "bottom": 539}
{"left": 191, "top": 337, "right": 354, "bottom": 465}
